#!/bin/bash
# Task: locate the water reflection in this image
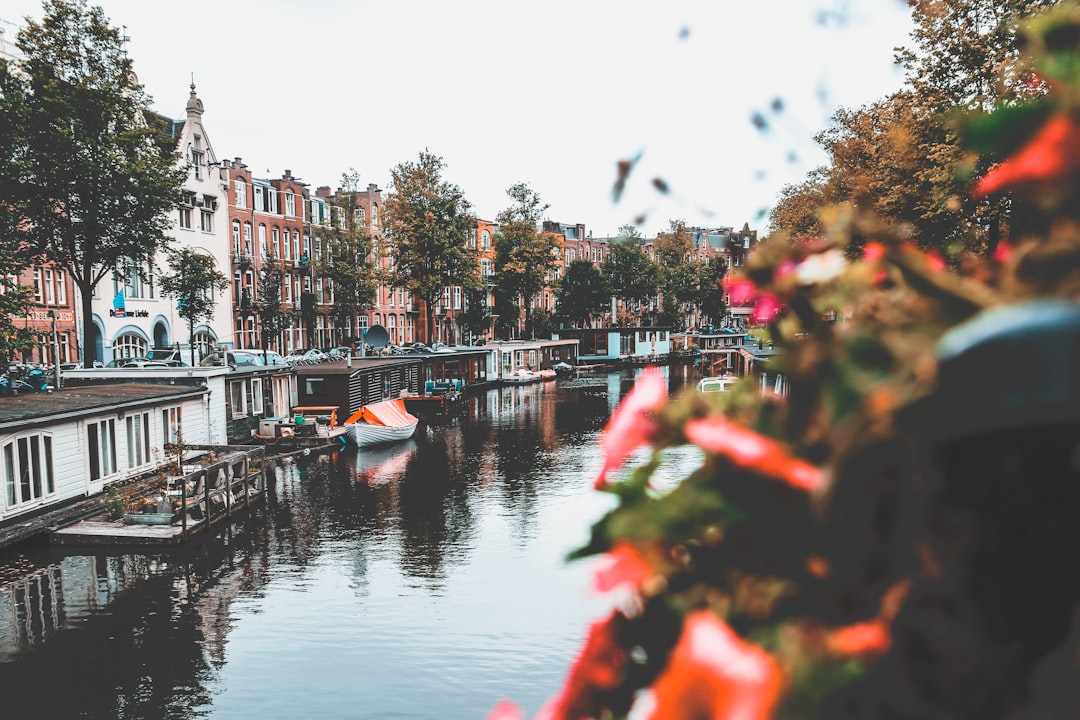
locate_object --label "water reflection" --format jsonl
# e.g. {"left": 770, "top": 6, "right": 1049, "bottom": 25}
{"left": 0, "top": 367, "right": 699, "bottom": 719}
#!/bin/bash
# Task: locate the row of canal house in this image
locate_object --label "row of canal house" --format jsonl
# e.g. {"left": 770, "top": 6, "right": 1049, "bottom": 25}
{"left": 0, "top": 338, "right": 582, "bottom": 542}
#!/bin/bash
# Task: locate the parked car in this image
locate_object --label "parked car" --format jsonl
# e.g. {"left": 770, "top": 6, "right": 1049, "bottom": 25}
{"left": 200, "top": 350, "right": 265, "bottom": 368}
{"left": 262, "top": 350, "right": 289, "bottom": 366}
{"left": 325, "top": 346, "right": 352, "bottom": 360}
{"left": 286, "top": 348, "right": 327, "bottom": 364}
{"left": 146, "top": 347, "right": 188, "bottom": 365}
{"left": 104, "top": 356, "right": 185, "bottom": 368}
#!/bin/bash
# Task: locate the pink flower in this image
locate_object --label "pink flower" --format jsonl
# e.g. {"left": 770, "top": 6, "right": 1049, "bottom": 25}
{"left": 648, "top": 611, "right": 783, "bottom": 720}
{"left": 541, "top": 612, "right": 628, "bottom": 720}
{"left": 486, "top": 700, "right": 524, "bottom": 720}
{"left": 594, "top": 542, "right": 654, "bottom": 593}
{"left": 751, "top": 295, "right": 781, "bottom": 324}
{"left": 683, "top": 416, "right": 822, "bottom": 493}
{"left": 973, "top": 113, "right": 1080, "bottom": 198}
{"left": 863, "top": 242, "right": 885, "bottom": 262}
{"left": 724, "top": 277, "right": 757, "bottom": 306}
{"left": 595, "top": 367, "right": 667, "bottom": 488}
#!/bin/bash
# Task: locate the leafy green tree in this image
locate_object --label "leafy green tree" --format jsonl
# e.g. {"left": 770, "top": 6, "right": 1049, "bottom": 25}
{"left": 653, "top": 220, "right": 698, "bottom": 324}
{"left": 457, "top": 286, "right": 491, "bottom": 344}
{"left": 5, "top": 0, "right": 187, "bottom": 366}
{"left": 557, "top": 259, "right": 612, "bottom": 327}
{"left": 256, "top": 253, "right": 289, "bottom": 359}
{"left": 157, "top": 247, "right": 228, "bottom": 366}
{"left": 317, "top": 170, "right": 377, "bottom": 344}
{"left": 493, "top": 183, "right": 560, "bottom": 339}
{"left": 383, "top": 150, "right": 476, "bottom": 344}
{"left": 692, "top": 256, "right": 728, "bottom": 328}
{"left": 602, "top": 239, "right": 657, "bottom": 325}
{"left": 0, "top": 62, "right": 35, "bottom": 364}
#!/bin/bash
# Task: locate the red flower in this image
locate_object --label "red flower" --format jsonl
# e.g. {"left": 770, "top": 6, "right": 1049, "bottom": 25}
{"left": 649, "top": 611, "right": 783, "bottom": 720}
{"left": 825, "top": 619, "right": 891, "bottom": 658}
{"left": 683, "top": 416, "right": 822, "bottom": 493}
{"left": 541, "top": 612, "right": 628, "bottom": 720}
{"left": 486, "top": 700, "right": 524, "bottom": 720}
{"left": 594, "top": 542, "right": 654, "bottom": 593}
{"left": 595, "top": 367, "right": 667, "bottom": 488}
{"left": 973, "top": 113, "right": 1080, "bottom": 198}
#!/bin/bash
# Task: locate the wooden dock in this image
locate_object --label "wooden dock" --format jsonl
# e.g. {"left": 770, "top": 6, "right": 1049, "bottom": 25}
{"left": 51, "top": 446, "right": 267, "bottom": 547}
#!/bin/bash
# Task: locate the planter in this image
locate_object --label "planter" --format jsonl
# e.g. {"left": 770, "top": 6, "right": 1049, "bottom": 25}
{"left": 124, "top": 513, "right": 174, "bottom": 525}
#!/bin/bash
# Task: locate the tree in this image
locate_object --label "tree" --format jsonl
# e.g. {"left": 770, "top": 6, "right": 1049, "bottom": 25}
{"left": 0, "top": 60, "right": 35, "bottom": 364}
{"left": 556, "top": 259, "right": 612, "bottom": 327}
{"left": 653, "top": 220, "right": 698, "bottom": 325}
{"left": 457, "top": 286, "right": 491, "bottom": 344}
{"left": 256, "top": 253, "right": 288, "bottom": 359}
{"left": 602, "top": 239, "right": 657, "bottom": 325}
{"left": 157, "top": 247, "right": 228, "bottom": 366}
{"left": 383, "top": 150, "right": 476, "bottom": 344}
{"left": 768, "top": 168, "right": 829, "bottom": 238}
{"left": 317, "top": 170, "right": 378, "bottom": 345}
{"left": 493, "top": 183, "right": 560, "bottom": 339}
{"left": 5, "top": 0, "right": 187, "bottom": 367}
{"left": 691, "top": 256, "right": 728, "bottom": 329}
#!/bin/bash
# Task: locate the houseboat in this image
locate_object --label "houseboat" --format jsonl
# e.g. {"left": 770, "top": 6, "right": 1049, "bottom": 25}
{"left": 0, "top": 381, "right": 219, "bottom": 542}
{"left": 551, "top": 326, "right": 673, "bottom": 366}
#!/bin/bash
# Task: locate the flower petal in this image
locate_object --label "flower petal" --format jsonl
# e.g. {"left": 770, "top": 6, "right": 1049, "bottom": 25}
{"left": 595, "top": 368, "right": 667, "bottom": 488}
{"left": 649, "top": 611, "right": 783, "bottom": 720}
{"left": 594, "top": 542, "right": 654, "bottom": 593}
{"left": 486, "top": 700, "right": 524, "bottom": 720}
{"left": 542, "top": 612, "right": 628, "bottom": 720}
{"left": 973, "top": 113, "right": 1080, "bottom": 197}
{"left": 825, "top": 620, "right": 891, "bottom": 657}
{"left": 683, "top": 417, "right": 822, "bottom": 492}
{"left": 751, "top": 295, "right": 781, "bottom": 324}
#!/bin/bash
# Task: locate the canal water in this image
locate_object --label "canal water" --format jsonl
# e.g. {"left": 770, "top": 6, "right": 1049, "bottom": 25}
{"left": 0, "top": 367, "right": 702, "bottom": 720}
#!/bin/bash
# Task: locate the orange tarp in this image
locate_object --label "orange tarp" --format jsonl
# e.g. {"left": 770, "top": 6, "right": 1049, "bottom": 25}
{"left": 345, "top": 398, "right": 418, "bottom": 428}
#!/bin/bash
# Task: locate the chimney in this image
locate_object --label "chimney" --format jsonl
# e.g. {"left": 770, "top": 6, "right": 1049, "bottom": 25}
{"left": 317, "top": 186, "right": 332, "bottom": 197}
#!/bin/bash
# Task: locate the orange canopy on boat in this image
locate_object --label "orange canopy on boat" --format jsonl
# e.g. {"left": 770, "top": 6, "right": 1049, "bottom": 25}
{"left": 345, "top": 398, "right": 418, "bottom": 428}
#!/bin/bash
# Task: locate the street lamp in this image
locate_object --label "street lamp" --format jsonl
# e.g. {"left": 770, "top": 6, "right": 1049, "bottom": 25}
{"left": 46, "top": 309, "right": 61, "bottom": 389}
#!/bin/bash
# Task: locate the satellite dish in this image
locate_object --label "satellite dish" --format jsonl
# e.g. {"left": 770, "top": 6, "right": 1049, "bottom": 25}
{"left": 365, "top": 324, "right": 389, "bottom": 350}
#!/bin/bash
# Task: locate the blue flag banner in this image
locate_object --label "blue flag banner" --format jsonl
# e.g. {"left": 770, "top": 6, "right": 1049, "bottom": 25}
{"left": 113, "top": 291, "right": 126, "bottom": 318}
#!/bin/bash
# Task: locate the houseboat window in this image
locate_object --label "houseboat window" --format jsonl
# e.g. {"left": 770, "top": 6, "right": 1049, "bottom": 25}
{"left": 162, "top": 406, "right": 182, "bottom": 446}
{"left": 88, "top": 419, "right": 117, "bottom": 482}
{"left": 305, "top": 378, "right": 325, "bottom": 396}
{"left": 3, "top": 434, "right": 56, "bottom": 508}
{"left": 252, "top": 380, "right": 264, "bottom": 414}
{"left": 230, "top": 381, "right": 247, "bottom": 417}
{"left": 126, "top": 412, "right": 151, "bottom": 469}
{"left": 638, "top": 331, "right": 646, "bottom": 342}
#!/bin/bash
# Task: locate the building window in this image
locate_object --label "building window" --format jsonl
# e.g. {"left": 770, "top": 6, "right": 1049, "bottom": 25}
{"left": 192, "top": 331, "right": 214, "bottom": 361}
{"left": 235, "top": 179, "right": 247, "bottom": 209}
{"left": 232, "top": 221, "right": 241, "bottom": 253}
{"left": 200, "top": 209, "right": 213, "bottom": 233}
{"left": 305, "top": 378, "right": 325, "bottom": 396}
{"left": 180, "top": 205, "right": 193, "bottom": 230}
{"left": 285, "top": 192, "right": 295, "bottom": 217}
{"left": 356, "top": 207, "right": 366, "bottom": 228}
{"left": 113, "top": 258, "right": 153, "bottom": 300}
{"left": 258, "top": 225, "right": 267, "bottom": 257}
{"left": 482, "top": 230, "right": 490, "bottom": 250}
{"left": 453, "top": 286, "right": 462, "bottom": 310}
{"left": 126, "top": 412, "right": 151, "bottom": 469}
{"left": 113, "top": 333, "right": 147, "bottom": 359}
{"left": 3, "top": 434, "right": 56, "bottom": 509}
{"left": 191, "top": 148, "right": 203, "bottom": 179}
{"left": 87, "top": 419, "right": 117, "bottom": 482}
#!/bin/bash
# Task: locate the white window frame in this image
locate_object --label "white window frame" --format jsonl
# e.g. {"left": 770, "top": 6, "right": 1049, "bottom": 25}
{"left": 3, "top": 433, "right": 56, "bottom": 511}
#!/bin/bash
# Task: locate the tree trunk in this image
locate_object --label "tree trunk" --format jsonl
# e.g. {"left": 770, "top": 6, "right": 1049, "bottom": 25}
{"left": 189, "top": 317, "right": 197, "bottom": 367}
{"left": 80, "top": 279, "right": 95, "bottom": 368}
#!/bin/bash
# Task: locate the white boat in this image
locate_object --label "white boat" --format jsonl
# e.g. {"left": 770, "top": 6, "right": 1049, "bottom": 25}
{"left": 503, "top": 368, "right": 541, "bottom": 384}
{"left": 696, "top": 375, "right": 738, "bottom": 393}
{"left": 343, "top": 398, "right": 419, "bottom": 447}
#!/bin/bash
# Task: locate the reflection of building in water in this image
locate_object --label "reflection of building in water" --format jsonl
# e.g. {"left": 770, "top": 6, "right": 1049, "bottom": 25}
{"left": 0, "top": 554, "right": 170, "bottom": 662}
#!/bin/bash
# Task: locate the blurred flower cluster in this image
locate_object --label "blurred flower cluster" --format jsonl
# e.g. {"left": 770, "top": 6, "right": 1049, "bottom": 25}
{"left": 492, "top": 3, "right": 1080, "bottom": 718}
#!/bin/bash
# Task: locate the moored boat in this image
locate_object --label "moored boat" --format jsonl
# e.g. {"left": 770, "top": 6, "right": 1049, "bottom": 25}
{"left": 503, "top": 368, "right": 541, "bottom": 384}
{"left": 343, "top": 398, "right": 419, "bottom": 447}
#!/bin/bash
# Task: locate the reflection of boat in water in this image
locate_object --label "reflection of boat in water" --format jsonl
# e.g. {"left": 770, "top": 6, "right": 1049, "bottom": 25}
{"left": 537, "top": 369, "right": 557, "bottom": 381}
{"left": 350, "top": 438, "right": 418, "bottom": 486}
{"left": 343, "top": 398, "right": 419, "bottom": 447}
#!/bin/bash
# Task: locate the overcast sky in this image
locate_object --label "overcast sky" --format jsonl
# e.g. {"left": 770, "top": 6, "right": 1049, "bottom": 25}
{"left": 4, "top": 0, "right": 914, "bottom": 238}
